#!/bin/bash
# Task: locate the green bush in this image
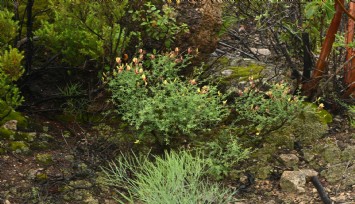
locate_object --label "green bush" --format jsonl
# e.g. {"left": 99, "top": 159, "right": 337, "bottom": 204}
{"left": 0, "top": 9, "right": 18, "bottom": 46}
{"left": 102, "top": 150, "right": 235, "bottom": 204}
{"left": 107, "top": 50, "right": 227, "bottom": 146}
{"left": 0, "top": 47, "right": 24, "bottom": 121}
{"left": 198, "top": 128, "right": 250, "bottom": 180}
{"left": 130, "top": 2, "right": 189, "bottom": 48}
{"left": 35, "top": 0, "right": 131, "bottom": 67}
{"left": 234, "top": 80, "right": 304, "bottom": 136}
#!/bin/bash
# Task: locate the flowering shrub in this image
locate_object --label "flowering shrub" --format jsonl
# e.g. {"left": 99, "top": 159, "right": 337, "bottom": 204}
{"left": 234, "top": 79, "right": 305, "bottom": 136}
{"left": 107, "top": 49, "right": 227, "bottom": 146}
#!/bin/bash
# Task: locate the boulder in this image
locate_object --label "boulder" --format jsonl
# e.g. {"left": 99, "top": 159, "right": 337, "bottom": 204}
{"left": 280, "top": 171, "right": 306, "bottom": 193}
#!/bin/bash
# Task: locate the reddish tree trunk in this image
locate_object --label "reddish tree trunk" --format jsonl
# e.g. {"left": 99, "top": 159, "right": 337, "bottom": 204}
{"left": 302, "top": 0, "right": 344, "bottom": 98}
{"left": 343, "top": 2, "right": 355, "bottom": 97}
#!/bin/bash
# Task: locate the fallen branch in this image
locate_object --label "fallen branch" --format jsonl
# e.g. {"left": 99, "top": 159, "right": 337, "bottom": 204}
{"left": 311, "top": 176, "right": 333, "bottom": 204}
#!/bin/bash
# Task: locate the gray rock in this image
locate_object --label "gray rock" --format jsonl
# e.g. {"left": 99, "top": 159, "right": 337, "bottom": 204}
{"left": 280, "top": 154, "right": 299, "bottom": 168}
{"left": 221, "top": 69, "right": 233, "bottom": 76}
{"left": 2, "top": 120, "right": 17, "bottom": 131}
{"left": 280, "top": 171, "right": 306, "bottom": 193}
{"left": 299, "top": 169, "right": 318, "bottom": 180}
{"left": 250, "top": 48, "right": 271, "bottom": 56}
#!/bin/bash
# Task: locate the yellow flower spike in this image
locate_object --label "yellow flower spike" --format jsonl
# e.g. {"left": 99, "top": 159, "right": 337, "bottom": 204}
{"left": 223, "top": 100, "right": 227, "bottom": 105}
{"left": 256, "top": 132, "right": 260, "bottom": 136}
{"left": 197, "top": 88, "right": 201, "bottom": 93}
{"left": 218, "top": 91, "right": 222, "bottom": 96}
{"left": 163, "top": 80, "right": 168, "bottom": 85}
{"left": 134, "top": 140, "right": 140, "bottom": 144}
{"left": 318, "top": 103, "right": 324, "bottom": 109}
{"left": 139, "top": 68, "right": 144, "bottom": 74}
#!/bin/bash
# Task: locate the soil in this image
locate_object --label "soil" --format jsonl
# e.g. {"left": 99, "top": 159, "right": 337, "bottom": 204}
{"left": 0, "top": 109, "right": 354, "bottom": 204}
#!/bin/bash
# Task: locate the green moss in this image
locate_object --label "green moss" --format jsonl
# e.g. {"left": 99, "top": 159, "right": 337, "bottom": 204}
{"left": 0, "top": 127, "right": 14, "bottom": 140}
{"left": 9, "top": 141, "right": 29, "bottom": 153}
{"left": 216, "top": 57, "right": 230, "bottom": 66}
{"left": 221, "top": 64, "right": 265, "bottom": 85}
{"left": 0, "top": 110, "right": 27, "bottom": 129}
{"left": 13, "top": 132, "right": 36, "bottom": 142}
{"left": 35, "top": 173, "right": 48, "bottom": 181}
{"left": 36, "top": 153, "right": 54, "bottom": 165}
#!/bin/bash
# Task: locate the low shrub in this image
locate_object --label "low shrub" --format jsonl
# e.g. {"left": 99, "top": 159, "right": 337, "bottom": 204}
{"left": 107, "top": 49, "right": 227, "bottom": 147}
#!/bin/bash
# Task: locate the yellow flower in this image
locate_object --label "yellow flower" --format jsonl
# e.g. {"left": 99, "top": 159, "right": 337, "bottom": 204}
{"left": 142, "top": 74, "right": 147, "bottom": 81}
{"left": 134, "top": 140, "right": 140, "bottom": 144}
{"left": 318, "top": 103, "right": 324, "bottom": 109}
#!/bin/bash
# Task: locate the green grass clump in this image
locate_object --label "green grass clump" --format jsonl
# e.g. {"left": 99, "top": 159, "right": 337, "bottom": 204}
{"left": 102, "top": 151, "right": 234, "bottom": 204}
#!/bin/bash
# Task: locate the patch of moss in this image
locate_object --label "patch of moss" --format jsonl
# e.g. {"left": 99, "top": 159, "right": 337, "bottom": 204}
{"left": 36, "top": 153, "right": 54, "bottom": 165}
{"left": 0, "top": 110, "right": 27, "bottom": 129}
{"left": 31, "top": 141, "right": 50, "bottom": 150}
{"left": 0, "top": 127, "right": 14, "bottom": 140}
{"left": 35, "top": 173, "right": 48, "bottom": 181}
{"left": 13, "top": 132, "right": 36, "bottom": 142}
{"left": 303, "top": 102, "right": 332, "bottom": 124}
{"left": 222, "top": 64, "right": 265, "bottom": 84}
{"left": 9, "top": 141, "right": 29, "bottom": 153}
{"left": 216, "top": 56, "right": 230, "bottom": 66}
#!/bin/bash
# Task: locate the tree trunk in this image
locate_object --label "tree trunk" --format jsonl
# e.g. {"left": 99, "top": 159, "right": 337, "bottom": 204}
{"left": 302, "top": 0, "right": 344, "bottom": 98}
{"left": 25, "top": 0, "right": 34, "bottom": 74}
{"left": 343, "top": 1, "right": 355, "bottom": 97}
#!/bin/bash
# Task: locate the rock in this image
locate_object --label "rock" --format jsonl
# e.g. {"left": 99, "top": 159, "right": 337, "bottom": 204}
{"left": 221, "top": 69, "right": 233, "bottom": 76}
{"left": 280, "top": 154, "right": 299, "bottom": 168}
{"left": 35, "top": 153, "right": 53, "bottom": 166}
{"left": 280, "top": 171, "right": 306, "bottom": 193}
{"left": 2, "top": 120, "right": 18, "bottom": 131}
{"left": 250, "top": 48, "right": 271, "bottom": 56}
{"left": 299, "top": 169, "right": 318, "bottom": 180}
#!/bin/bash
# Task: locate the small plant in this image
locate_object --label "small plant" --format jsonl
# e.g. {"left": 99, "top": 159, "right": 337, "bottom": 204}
{"left": 58, "top": 82, "right": 88, "bottom": 118}
{"left": 0, "top": 47, "right": 24, "bottom": 122}
{"left": 198, "top": 128, "right": 250, "bottom": 180}
{"left": 0, "top": 9, "right": 18, "bottom": 46}
{"left": 130, "top": 2, "right": 189, "bottom": 48}
{"left": 102, "top": 150, "right": 234, "bottom": 204}
{"left": 107, "top": 49, "right": 227, "bottom": 147}
{"left": 234, "top": 79, "right": 304, "bottom": 136}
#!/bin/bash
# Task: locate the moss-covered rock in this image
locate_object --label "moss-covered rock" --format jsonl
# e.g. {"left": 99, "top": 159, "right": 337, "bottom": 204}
{"left": 35, "top": 153, "right": 54, "bottom": 166}
{"left": 322, "top": 144, "right": 342, "bottom": 164}
{"left": 222, "top": 64, "right": 264, "bottom": 82}
{"left": 0, "top": 110, "right": 27, "bottom": 129}
{"left": 341, "top": 145, "right": 355, "bottom": 161}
